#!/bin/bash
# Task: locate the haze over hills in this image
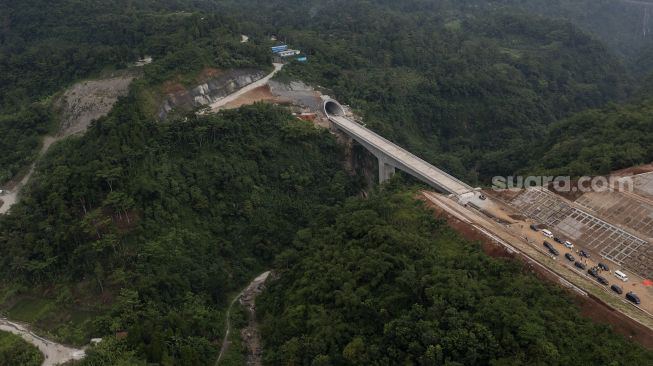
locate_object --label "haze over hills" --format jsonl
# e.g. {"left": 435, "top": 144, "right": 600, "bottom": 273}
{"left": 225, "top": 0, "right": 649, "bottom": 183}
{"left": 225, "top": 0, "right": 653, "bottom": 73}
{"left": 1, "top": 1, "right": 653, "bottom": 365}
{"left": 456, "top": 0, "right": 653, "bottom": 71}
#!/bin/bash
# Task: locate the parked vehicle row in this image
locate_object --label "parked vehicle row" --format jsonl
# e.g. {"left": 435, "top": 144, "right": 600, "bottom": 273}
{"left": 531, "top": 222, "right": 642, "bottom": 306}
{"left": 627, "top": 292, "right": 641, "bottom": 305}
{"left": 542, "top": 240, "right": 559, "bottom": 256}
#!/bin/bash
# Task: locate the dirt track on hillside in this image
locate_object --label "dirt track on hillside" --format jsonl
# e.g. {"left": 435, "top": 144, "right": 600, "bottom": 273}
{"left": 220, "top": 85, "right": 279, "bottom": 109}
{"left": 209, "top": 64, "right": 283, "bottom": 111}
{"left": 0, "top": 73, "right": 134, "bottom": 214}
{"left": 216, "top": 271, "right": 270, "bottom": 365}
{"left": 1, "top": 317, "right": 84, "bottom": 366}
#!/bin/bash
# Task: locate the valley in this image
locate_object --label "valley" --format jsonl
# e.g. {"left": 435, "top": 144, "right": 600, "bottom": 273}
{"left": 3, "top": 1, "right": 653, "bottom": 365}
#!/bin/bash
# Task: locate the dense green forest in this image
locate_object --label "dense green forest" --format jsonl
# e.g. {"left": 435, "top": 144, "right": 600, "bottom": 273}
{"left": 258, "top": 189, "right": 653, "bottom": 365}
{"left": 2, "top": 0, "right": 653, "bottom": 365}
{"left": 0, "top": 94, "right": 356, "bottom": 364}
{"left": 525, "top": 97, "right": 653, "bottom": 176}
{"left": 226, "top": 0, "right": 634, "bottom": 183}
{"left": 0, "top": 332, "right": 43, "bottom": 366}
{"left": 441, "top": 0, "right": 653, "bottom": 74}
{"left": 0, "top": 0, "right": 269, "bottom": 184}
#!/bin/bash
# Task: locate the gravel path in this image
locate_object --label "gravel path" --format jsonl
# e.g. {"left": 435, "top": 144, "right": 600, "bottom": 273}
{"left": 1, "top": 317, "right": 85, "bottom": 366}
{"left": 216, "top": 271, "right": 270, "bottom": 365}
{"left": 0, "top": 75, "right": 133, "bottom": 215}
{"left": 209, "top": 64, "right": 283, "bottom": 111}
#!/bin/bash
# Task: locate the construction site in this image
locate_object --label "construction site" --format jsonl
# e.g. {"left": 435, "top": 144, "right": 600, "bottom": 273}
{"left": 151, "top": 60, "right": 653, "bottom": 346}
{"left": 447, "top": 168, "right": 653, "bottom": 345}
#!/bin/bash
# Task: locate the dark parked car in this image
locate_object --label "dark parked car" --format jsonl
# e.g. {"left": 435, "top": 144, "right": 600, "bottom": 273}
{"left": 580, "top": 250, "right": 591, "bottom": 258}
{"left": 530, "top": 224, "right": 539, "bottom": 231}
{"left": 611, "top": 285, "right": 623, "bottom": 294}
{"left": 554, "top": 237, "right": 564, "bottom": 244}
{"left": 574, "top": 261, "right": 586, "bottom": 270}
{"left": 565, "top": 253, "right": 575, "bottom": 261}
{"left": 543, "top": 241, "right": 553, "bottom": 250}
{"left": 597, "top": 276, "right": 609, "bottom": 285}
{"left": 626, "top": 292, "right": 641, "bottom": 305}
{"left": 598, "top": 263, "right": 610, "bottom": 271}
{"left": 588, "top": 268, "right": 599, "bottom": 277}
{"left": 549, "top": 247, "right": 559, "bottom": 256}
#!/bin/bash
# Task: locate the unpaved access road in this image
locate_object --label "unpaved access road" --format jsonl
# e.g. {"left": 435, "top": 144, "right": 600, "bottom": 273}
{"left": 209, "top": 64, "right": 283, "bottom": 111}
{"left": 0, "top": 136, "right": 57, "bottom": 215}
{"left": 422, "top": 191, "right": 653, "bottom": 348}
{"left": 422, "top": 191, "right": 653, "bottom": 336}
{"left": 1, "top": 317, "right": 84, "bottom": 366}
{"left": 0, "top": 74, "right": 134, "bottom": 215}
{"left": 216, "top": 271, "right": 270, "bottom": 365}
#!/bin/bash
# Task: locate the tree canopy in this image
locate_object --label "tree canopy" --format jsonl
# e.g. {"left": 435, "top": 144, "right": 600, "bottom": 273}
{"left": 2, "top": 1, "right": 653, "bottom": 365}
{"left": 0, "top": 332, "right": 43, "bottom": 366}
{"left": 259, "top": 189, "right": 653, "bottom": 365}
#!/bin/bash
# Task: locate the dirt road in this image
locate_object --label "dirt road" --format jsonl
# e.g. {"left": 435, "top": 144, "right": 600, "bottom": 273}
{"left": 1, "top": 317, "right": 84, "bottom": 366}
{"left": 239, "top": 271, "right": 270, "bottom": 366}
{"left": 421, "top": 191, "right": 653, "bottom": 337}
{"left": 209, "top": 64, "right": 283, "bottom": 111}
{"left": 422, "top": 192, "right": 653, "bottom": 348}
{"left": 216, "top": 271, "right": 270, "bottom": 365}
{"left": 220, "top": 85, "right": 278, "bottom": 110}
{"left": 0, "top": 75, "right": 134, "bottom": 215}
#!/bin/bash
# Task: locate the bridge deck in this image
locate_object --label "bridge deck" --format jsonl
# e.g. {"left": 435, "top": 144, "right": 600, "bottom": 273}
{"left": 330, "top": 115, "right": 473, "bottom": 195}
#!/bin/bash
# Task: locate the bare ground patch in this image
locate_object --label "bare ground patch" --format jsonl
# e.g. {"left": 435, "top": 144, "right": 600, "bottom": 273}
{"left": 1, "top": 72, "right": 136, "bottom": 214}
{"left": 57, "top": 74, "right": 135, "bottom": 137}
{"left": 220, "top": 85, "right": 279, "bottom": 110}
{"left": 421, "top": 194, "right": 653, "bottom": 349}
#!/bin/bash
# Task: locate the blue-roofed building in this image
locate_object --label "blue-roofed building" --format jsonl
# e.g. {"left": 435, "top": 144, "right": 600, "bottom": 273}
{"left": 271, "top": 45, "right": 288, "bottom": 53}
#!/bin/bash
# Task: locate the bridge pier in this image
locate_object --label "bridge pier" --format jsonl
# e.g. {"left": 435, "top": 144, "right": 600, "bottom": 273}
{"left": 377, "top": 155, "right": 396, "bottom": 184}
{"left": 323, "top": 97, "right": 475, "bottom": 195}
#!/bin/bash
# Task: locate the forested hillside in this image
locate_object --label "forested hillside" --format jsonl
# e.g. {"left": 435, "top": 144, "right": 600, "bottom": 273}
{"left": 0, "top": 332, "right": 43, "bottom": 366}
{"left": 0, "top": 0, "right": 269, "bottom": 183}
{"left": 4, "top": 0, "right": 652, "bottom": 183}
{"left": 525, "top": 97, "right": 653, "bottom": 176}
{"left": 262, "top": 0, "right": 630, "bottom": 182}
{"left": 1, "top": 94, "right": 356, "bottom": 363}
{"left": 3, "top": 1, "right": 653, "bottom": 365}
{"left": 484, "top": 0, "right": 653, "bottom": 74}
{"left": 258, "top": 189, "right": 653, "bottom": 365}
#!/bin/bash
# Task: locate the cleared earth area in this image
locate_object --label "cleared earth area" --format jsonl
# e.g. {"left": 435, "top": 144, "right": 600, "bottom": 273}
{"left": 209, "top": 72, "right": 653, "bottom": 335}
{"left": 0, "top": 71, "right": 135, "bottom": 214}
{"left": 422, "top": 191, "right": 653, "bottom": 348}
{"left": 480, "top": 167, "right": 653, "bottom": 322}
{"left": 508, "top": 188, "right": 653, "bottom": 279}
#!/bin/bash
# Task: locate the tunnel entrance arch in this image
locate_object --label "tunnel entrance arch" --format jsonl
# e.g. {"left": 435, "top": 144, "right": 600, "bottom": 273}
{"left": 323, "top": 99, "right": 346, "bottom": 117}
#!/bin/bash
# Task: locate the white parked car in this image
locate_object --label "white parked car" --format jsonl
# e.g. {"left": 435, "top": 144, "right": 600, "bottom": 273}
{"left": 614, "top": 270, "right": 629, "bottom": 282}
{"left": 541, "top": 229, "right": 553, "bottom": 238}
{"left": 564, "top": 240, "right": 574, "bottom": 249}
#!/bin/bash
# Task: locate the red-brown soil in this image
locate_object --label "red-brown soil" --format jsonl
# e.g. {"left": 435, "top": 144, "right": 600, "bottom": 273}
{"left": 421, "top": 197, "right": 653, "bottom": 349}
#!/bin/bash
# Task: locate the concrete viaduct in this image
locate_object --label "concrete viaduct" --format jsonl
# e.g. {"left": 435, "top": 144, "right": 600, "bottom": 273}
{"left": 323, "top": 98, "right": 476, "bottom": 196}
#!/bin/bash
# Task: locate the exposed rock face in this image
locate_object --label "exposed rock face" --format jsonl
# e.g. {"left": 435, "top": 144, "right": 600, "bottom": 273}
{"left": 158, "top": 69, "right": 267, "bottom": 119}
{"left": 2, "top": 71, "right": 137, "bottom": 214}
{"left": 57, "top": 74, "right": 136, "bottom": 136}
